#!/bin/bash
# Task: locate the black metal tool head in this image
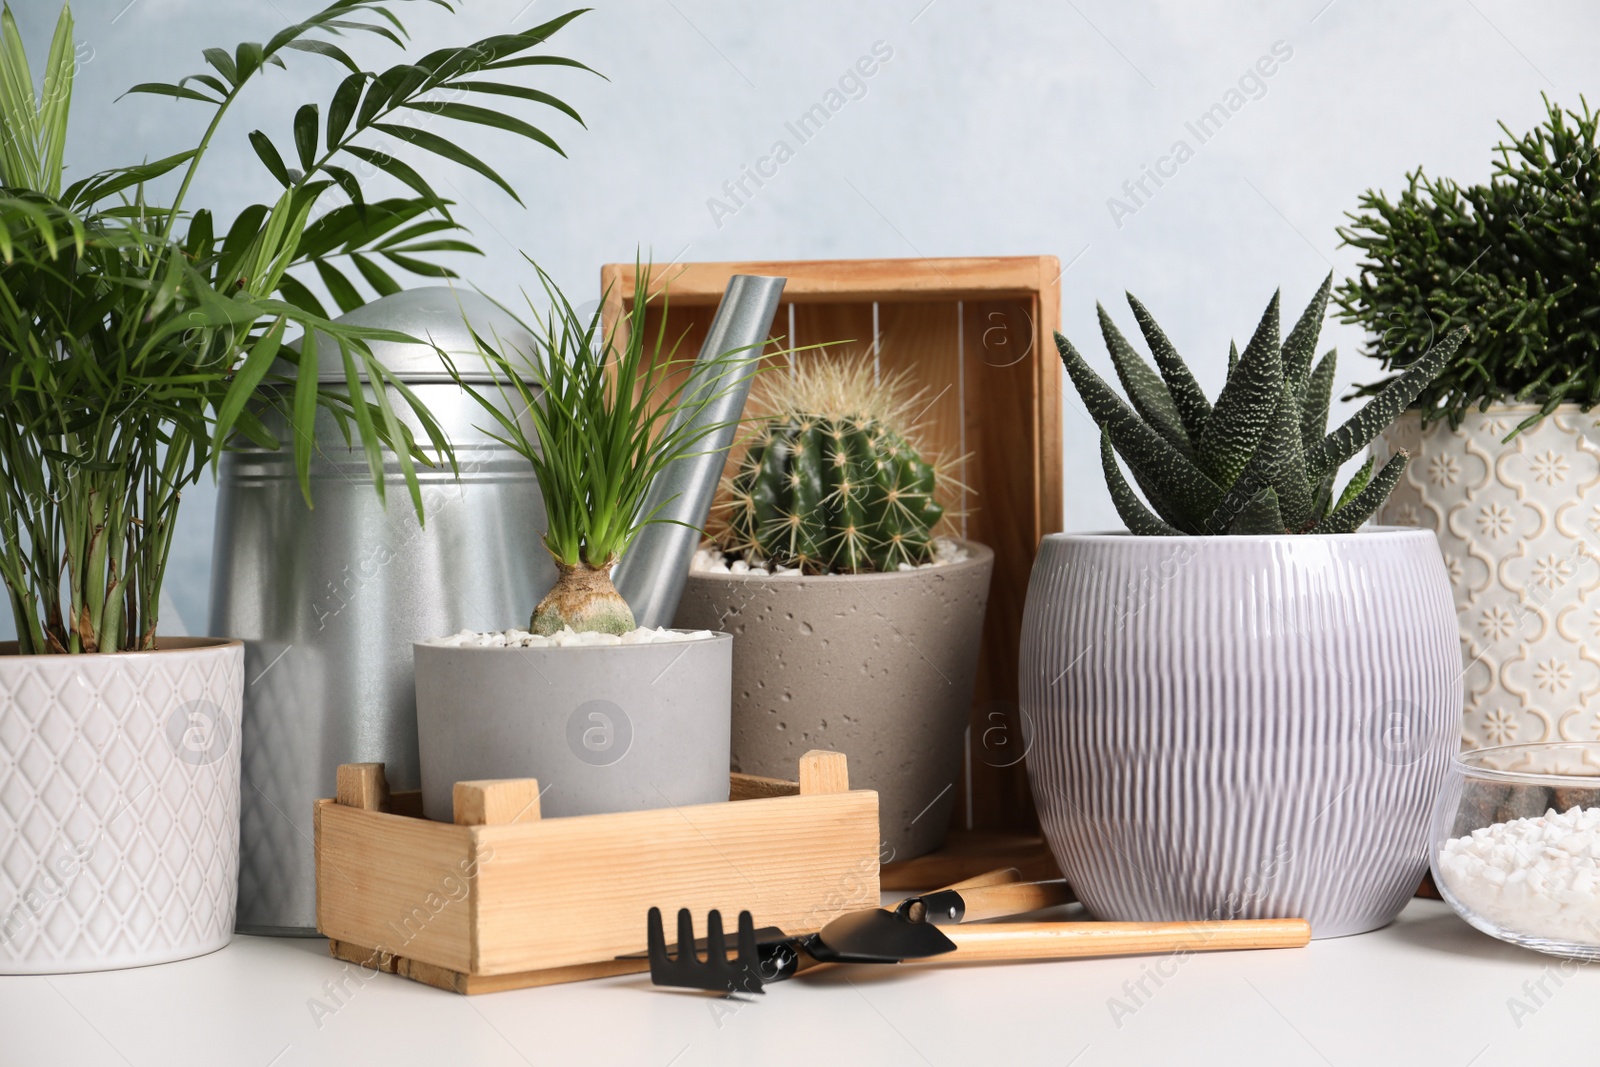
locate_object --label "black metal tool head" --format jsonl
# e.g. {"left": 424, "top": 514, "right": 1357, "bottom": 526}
{"left": 646, "top": 907, "right": 766, "bottom": 995}
{"left": 806, "top": 907, "right": 958, "bottom": 964}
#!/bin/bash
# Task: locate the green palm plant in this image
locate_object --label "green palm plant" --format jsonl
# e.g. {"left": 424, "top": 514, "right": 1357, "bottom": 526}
{"left": 1057, "top": 277, "right": 1467, "bottom": 536}
{"left": 452, "top": 266, "right": 755, "bottom": 635}
{"left": 0, "top": 1, "right": 595, "bottom": 653}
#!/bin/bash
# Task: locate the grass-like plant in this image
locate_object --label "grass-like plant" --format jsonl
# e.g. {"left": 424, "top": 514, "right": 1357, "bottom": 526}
{"left": 453, "top": 266, "right": 753, "bottom": 635}
{"left": 1338, "top": 97, "right": 1600, "bottom": 436}
{"left": 1057, "top": 278, "right": 1465, "bottom": 536}
{"left": 0, "top": 1, "right": 594, "bottom": 653}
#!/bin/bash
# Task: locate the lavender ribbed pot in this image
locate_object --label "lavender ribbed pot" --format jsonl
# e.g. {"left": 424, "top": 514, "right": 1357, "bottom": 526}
{"left": 1021, "top": 527, "right": 1461, "bottom": 938}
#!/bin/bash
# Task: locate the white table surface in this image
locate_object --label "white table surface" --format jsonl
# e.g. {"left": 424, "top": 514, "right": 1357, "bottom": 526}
{"left": 2, "top": 898, "right": 1595, "bottom": 1066}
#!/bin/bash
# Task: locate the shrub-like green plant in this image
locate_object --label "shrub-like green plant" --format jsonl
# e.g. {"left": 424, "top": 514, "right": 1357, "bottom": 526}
{"left": 1338, "top": 97, "right": 1600, "bottom": 436}
{"left": 724, "top": 356, "right": 950, "bottom": 573}
{"left": 0, "top": 2, "right": 594, "bottom": 653}
{"left": 1057, "top": 278, "right": 1466, "bottom": 536}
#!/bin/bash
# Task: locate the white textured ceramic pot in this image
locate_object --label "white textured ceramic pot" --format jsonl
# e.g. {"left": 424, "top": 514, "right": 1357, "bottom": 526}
{"left": 414, "top": 634, "right": 732, "bottom": 821}
{"left": 1021, "top": 529, "right": 1460, "bottom": 938}
{"left": 674, "top": 542, "right": 994, "bottom": 861}
{"left": 0, "top": 638, "right": 243, "bottom": 973}
{"left": 1374, "top": 407, "right": 1600, "bottom": 751}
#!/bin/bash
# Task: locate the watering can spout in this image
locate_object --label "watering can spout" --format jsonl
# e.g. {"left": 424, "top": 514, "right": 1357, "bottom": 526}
{"left": 612, "top": 274, "right": 787, "bottom": 628}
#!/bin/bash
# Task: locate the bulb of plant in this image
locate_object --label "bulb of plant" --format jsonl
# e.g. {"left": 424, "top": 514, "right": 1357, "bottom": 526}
{"left": 452, "top": 264, "right": 750, "bottom": 636}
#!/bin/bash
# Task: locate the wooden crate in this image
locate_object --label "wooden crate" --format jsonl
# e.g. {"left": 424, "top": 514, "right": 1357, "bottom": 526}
{"left": 600, "top": 256, "right": 1064, "bottom": 833}
{"left": 315, "top": 751, "right": 878, "bottom": 994}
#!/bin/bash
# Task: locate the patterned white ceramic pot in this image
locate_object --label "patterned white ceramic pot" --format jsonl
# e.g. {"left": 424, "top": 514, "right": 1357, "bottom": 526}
{"left": 1021, "top": 529, "right": 1461, "bottom": 938}
{"left": 1374, "top": 407, "right": 1600, "bottom": 752}
{"left": 0, "top": 638, "right": 242, "bottom": 973}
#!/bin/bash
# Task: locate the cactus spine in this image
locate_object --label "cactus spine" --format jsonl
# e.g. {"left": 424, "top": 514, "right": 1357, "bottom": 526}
{"left": 726, "top": 358, "right": 948, "bottom": 574}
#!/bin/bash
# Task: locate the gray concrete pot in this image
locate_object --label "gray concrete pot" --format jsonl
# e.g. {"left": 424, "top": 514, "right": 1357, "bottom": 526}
{"left": 413, "top": 634, "right": 732, "bottom": 821}
{"left": 674, "top": 541, "right": 993, "bottom": 861}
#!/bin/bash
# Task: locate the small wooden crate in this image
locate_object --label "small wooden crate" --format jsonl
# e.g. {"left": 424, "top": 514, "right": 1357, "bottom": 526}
{"left": 314, "top": 751, "right": 878, "bottom": 994}
{"left": 601, "top": 257, "right": 1064, "bottom": 835}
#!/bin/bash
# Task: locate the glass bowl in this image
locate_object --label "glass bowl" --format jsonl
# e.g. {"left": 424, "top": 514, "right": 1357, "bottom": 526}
{"left": 1430, "top": 741, "right": 1600, "bottom": 959}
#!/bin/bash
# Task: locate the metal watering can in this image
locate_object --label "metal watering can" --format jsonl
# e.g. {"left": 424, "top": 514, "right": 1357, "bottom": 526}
{"left": 209, "top": 277, "right": 785, "bottom": 934}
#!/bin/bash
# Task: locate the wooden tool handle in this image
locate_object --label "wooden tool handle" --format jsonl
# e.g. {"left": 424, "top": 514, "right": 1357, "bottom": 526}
{"left": 952, "top": 880, "right": 1076, "bottom": 922}
{"left": 938, "top": 867, "right": 1024, "bottom": 892}
{"left": 928, "top": 919, "right": 1311, "bottom": 963}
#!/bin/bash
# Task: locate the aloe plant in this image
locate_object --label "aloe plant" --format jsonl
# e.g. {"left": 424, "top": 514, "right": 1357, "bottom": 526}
{"left": 1057, "top": 277, "right": 1467, "bottom": 536}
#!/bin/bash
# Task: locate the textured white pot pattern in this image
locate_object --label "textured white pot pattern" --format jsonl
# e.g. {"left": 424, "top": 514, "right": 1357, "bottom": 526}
{"left": 0, "top": 639, "right": 242, "bottom": 973}
{"left": 1374, "top": 407, "right": 1600, "bottom": 752}
{"left": 1021, "top": 529, "right": 1461, "bottom": 938}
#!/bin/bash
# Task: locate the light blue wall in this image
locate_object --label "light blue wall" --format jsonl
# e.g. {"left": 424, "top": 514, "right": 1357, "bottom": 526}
{"left": 5, "top": 0, "right": 1593, "bottom": 637}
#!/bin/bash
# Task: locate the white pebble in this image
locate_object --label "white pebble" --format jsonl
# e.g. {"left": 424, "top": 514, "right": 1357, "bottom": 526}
{"left": 424, "top": 626, "right": 715, "bottom": 648}
{"left": 1438, "top": 806, "right": 1600, "bottom": 945}
{"left": 689, "top": 536, "right": 973, "bottom": 576}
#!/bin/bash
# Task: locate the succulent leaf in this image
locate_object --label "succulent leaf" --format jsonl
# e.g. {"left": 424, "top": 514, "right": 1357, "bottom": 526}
{"left": 1332, "top": 455, "right": 1375, "bottom": 512}
{"left": 1123, "top": 455, "right": 1180, "bottom": 524}
{"left": 1098, "top": 303, "right": 1192, "bottom": 456}
{"left": 1282, "top": 272, "right": 1333, "bottom": 398}
{"left": 1202, "top": 389, "right": 1309, "bottom": 531}
{"left": 1197, "top": 292, "right": 1283, "bottom": 486}
{"left": 1307, "top": 327, "right": 1466, "bottom": 480}
{"left": 1307, "top": 453, "right": 1408, "bottom": 534}
{"left": 1308, "top": 472, "right": 1335, "bottom": 521}
{"left": 1100, "top": 431, "right": 1183, "bottom": 536}
{"left": 1126, "top": 293, "right": 1212, "bottom": 443}
{"left": 1057, "top": 331, "right": 1224, "bottom": 530}
{"left": 1300, "top": 348, "right": 1336, "bottom": 454}
{"left": 1228, "top": 486, "right": 1285, "bottom": 535}
{"left": 1259, "top": 387, "right": 1313, "bottom": 528}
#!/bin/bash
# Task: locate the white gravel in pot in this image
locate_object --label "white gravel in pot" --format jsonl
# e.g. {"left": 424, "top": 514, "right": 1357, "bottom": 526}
{"left": 690, "top": 536, "right": 971, "bottom": 576}
{"left": 424, "top": 626, "right": 716, "bottom": 648}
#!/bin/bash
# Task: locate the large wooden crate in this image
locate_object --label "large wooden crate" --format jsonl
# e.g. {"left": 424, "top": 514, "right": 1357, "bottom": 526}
{"left": 600, "top": 256, "right": 1064, "bottom": 833}
{"left": 316, "top": 752, "right": 878, "bottom": 994}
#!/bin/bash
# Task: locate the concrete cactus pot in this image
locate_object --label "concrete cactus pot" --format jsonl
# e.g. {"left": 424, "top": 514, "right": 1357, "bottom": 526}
{"left": 0, "top": 638, "right": 243, "bottom": 973}
{"left": 414, "top": 634, "right": 732, "bottom": 820}
{"left": 674, "top": 540, "right": 993, "bottom": 861}
{"left": 1021, "top": 529, "right": 1461, "bottom": 938}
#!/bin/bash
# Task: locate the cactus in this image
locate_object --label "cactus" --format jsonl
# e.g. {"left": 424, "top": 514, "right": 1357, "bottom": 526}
{"left": 1059, "top": 276, "right": 1467, "bottom": 536}
{"left": 724, "top": 357, "right": 950, "bottom": 573}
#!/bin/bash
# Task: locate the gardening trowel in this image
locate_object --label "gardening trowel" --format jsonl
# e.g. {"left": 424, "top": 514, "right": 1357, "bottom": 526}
{"left": 639, "top": 868, "right": 1310, "bottom": 994}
